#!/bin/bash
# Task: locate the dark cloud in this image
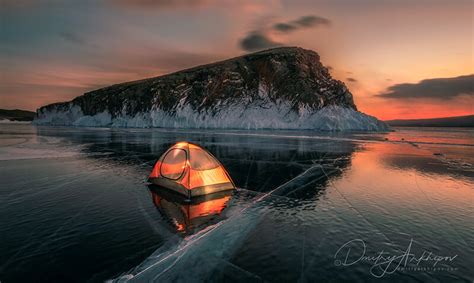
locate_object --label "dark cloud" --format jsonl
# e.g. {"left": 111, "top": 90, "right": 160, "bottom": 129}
{"left": 346, "top": 77, "right": 357, "bottom": 82}
{"left": 273, "top": 23, "right": 297, "bottom": 32}
{"left": 379, "top": 74, "right": 474, "bottom": 100}
{"left": 273, "top": 15, "right": 331, "bottom": 34}
{"left": 241, "top": 14, "right": 331, "bottom": 51}
{"left": 293, "top": 15, "right": 331, "bottom": 27}
{"left": 59, "top": 31, "right": 86, "bottom": 45}
{"left": 326, "top": 65, "right": 333, "bottom": 71}
{"left": 240, "top": 31, "right": 280, "bottom": 52}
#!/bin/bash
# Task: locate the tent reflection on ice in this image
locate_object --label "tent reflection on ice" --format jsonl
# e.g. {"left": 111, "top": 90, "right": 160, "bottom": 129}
{"left": 149, "top": 187, "right": 232, "bottom": 233}
{"left": 148, "top": 142, "right": 235, "bottom": 198}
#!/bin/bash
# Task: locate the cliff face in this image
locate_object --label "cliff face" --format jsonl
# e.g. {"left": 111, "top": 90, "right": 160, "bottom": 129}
{"left": 34, "top": 47, "right": 389, "bottom": 131}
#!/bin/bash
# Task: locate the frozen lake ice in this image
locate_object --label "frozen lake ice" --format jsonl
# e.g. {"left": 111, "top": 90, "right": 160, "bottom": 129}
{"left": 0, "top": 124, "right": 473, "bottom": 282}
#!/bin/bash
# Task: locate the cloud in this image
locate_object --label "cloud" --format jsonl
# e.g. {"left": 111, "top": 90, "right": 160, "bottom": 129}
{"left": 240, "top": 14, "right": 331, "bottom": 51}
{"left": 379, "top": 74, "right": 474, "bottom": 100}
{"left": 273, "top": 23, "right": 297, "bottom": 32}
{"left": 293, "top": 15, "right": 331, "bottom": 27}
{"left": 346, "top": 77, "right": 357, "bottom": 82}
{"left": 273, "top": 15, "right": 331, "bottom": 34}
{"left": 113, "top": 0, "right": 211, "bottom": 9}
{"left": 240, "top": 31, "right": 280, "bottom": 52}
{"left": 59, "top": 31, "right": 86, "bottom": 45}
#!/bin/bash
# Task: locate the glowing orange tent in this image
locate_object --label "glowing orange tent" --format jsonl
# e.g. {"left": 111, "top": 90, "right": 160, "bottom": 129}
{"left": 148, "top": 142, "right": 235, "bottom": 198}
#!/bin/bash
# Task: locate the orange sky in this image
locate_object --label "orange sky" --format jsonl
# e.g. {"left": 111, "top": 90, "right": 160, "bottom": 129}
{"left": 0, "top": 0, "right": 473, "bottom": 120}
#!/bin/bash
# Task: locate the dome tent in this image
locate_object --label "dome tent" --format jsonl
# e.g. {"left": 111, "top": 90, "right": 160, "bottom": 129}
{"left": 148, "top": 142, "right": 235, "bottom": 198}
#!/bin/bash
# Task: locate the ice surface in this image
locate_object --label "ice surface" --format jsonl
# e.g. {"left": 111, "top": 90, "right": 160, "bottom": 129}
{"left": 0, "top": 134, "right": 82, "bottom": 161}
{"left": 2, "top": 124, "right": 473, "bottom": 282}
{"left": 113, "top": 165, "right": 337, "bottom": 282}
{"left": 0, "top": 119, "right": 31, "bottom": 124}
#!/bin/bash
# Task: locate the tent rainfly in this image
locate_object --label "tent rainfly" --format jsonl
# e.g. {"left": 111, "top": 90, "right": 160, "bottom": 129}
{"left": 148, "top": 142, "right": 235, "bottom": 198}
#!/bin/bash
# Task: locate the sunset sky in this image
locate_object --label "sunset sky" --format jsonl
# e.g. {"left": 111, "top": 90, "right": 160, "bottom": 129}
{"left": 1, "top": 0, "right": 473, "bottom": 120}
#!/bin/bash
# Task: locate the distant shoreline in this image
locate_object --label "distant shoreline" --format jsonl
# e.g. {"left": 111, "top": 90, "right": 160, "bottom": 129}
{"left": 0, "top": 109, "right": 35, "bottom": 122}
{"left": 1, "top": 108, "right": 472, "bottom": 128}
{"left": 385, "top": 115, "right": 474, "bottom": 127}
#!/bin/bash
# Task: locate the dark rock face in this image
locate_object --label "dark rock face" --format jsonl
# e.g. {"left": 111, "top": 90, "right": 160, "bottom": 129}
{"left": 35, "top": 47, "right": 388, "bottom": 131}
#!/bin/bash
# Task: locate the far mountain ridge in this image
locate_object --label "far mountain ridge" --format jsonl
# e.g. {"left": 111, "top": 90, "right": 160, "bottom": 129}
{"left": 0, "top": 109, "right": 36, "bottom": 121}
{"left": 385, "top": 115, "right": 474, "bottom": 127}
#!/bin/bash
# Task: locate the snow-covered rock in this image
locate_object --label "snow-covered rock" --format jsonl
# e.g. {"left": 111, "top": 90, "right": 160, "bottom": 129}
{"left": 34, "top": 47, "right": 389, "bottom": 131}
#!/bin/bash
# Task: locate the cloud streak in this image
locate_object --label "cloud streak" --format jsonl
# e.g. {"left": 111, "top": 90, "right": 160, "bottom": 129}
{"left": 273, "top": 15, "right": 331, "bottom": 33}
{"left": 239, "top": 31, "right": 280, "bottom": 52}
{"left": 293, "top": 15, "right": 331, "bottom": 28}
{"left": 273, "top": 23, "right": 297, "bottom": 32}
{"left": 59, "top": 31, "right": 86, "bottom": 45}
{"left": 379, "top": 74, "right": 474, "bottom": 100}
{"left": 113, "top": 0, "right": 211, "bottom": 9}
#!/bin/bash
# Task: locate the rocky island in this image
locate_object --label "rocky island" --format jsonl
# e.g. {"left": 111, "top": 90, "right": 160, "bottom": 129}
{"left": 0, "top": 109, "right": 35, "bottom": 122}
{"left": 34, "top": 47, "right": 389, "bottom": 131}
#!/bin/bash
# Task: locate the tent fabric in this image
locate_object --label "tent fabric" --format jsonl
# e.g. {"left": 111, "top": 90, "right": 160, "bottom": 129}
{"left": 149, "top": 142, "right": 235, "bottom": 198}
{"left": 160, "top": 148, "right": 186, "bottom": 179}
